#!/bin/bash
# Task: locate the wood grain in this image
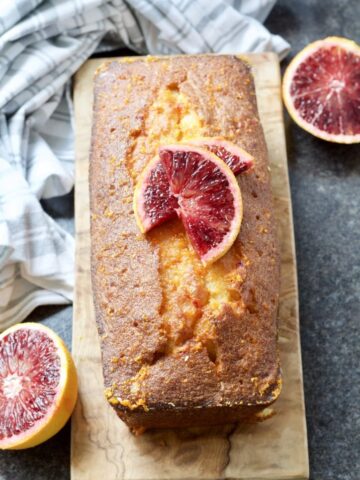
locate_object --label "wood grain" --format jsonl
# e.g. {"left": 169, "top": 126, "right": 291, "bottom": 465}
{"left": 71, "top": 53, "right": 309, "bottom": 480}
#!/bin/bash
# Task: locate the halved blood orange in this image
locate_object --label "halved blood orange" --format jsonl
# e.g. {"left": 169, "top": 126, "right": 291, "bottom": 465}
{"left": 0, "top": 323, "right": 78, "bottom": 450}
{"left": 134, "top": 145, "right": 242, "bottom": 265}
{"left": 187, "top": 137, "right": 254, "bottom": 174}
{"left": 283, "top": 37, "right": 360, "bottom": 143}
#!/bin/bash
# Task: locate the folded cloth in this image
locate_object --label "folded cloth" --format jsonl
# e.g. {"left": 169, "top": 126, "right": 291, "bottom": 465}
{"left": 0, "top": 0, "right": 290, "bottom": 330}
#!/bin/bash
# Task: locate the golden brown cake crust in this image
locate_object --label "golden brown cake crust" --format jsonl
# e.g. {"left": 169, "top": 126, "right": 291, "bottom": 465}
{"left": 89, "top": 55, "right": 281, "bottom": 432}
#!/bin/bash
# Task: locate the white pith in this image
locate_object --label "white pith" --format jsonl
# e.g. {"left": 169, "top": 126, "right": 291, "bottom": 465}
{"left": 2, "top": 373, "right": 23, "bottom": 398}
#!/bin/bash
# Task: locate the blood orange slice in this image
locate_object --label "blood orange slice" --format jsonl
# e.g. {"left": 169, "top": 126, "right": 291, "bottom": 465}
{"left": 133, "top": 138, "right": 251, "bottom": 234}
{"left": 283, "top": 37, "right": 360, "bottom": 143}
{"left": 187, "top": 137, "right": 253, "bottom": 174}
{"left": 134, "top": 145, "right": 242, "bottom": 265}
{"left": 133, "top": 159, "right": 178, "bottom": 233}
{"left": 0, "top": 323, "right": 78, "bottom": 450}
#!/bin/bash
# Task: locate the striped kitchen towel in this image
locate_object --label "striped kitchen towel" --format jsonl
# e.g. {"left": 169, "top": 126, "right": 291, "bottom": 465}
{"left": 0, "top": 0, "right": 290, "bottom": 330}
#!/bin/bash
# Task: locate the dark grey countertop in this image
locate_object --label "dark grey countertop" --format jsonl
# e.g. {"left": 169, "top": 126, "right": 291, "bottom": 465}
{"left": 1, "top": 0, "right": 359, "bottom": 479}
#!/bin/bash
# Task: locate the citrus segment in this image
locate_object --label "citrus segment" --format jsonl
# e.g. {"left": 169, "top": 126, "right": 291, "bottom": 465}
{"left": 156, "top": 145, "right": 242, "bottom": 265}
{"left": 133, "top": 158, "right": 178, "bottom": 233}
{"left": 0, "top": 323, "right": 78, "bottom": 450}
{"left": 283, "top": 37, "right": 360, "bottom": 143}
{"left": 187, "top": 137, "right": 253, "bottom": 174}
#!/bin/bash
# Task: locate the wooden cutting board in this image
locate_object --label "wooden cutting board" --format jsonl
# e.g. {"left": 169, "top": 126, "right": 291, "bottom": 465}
{"left": 71, "top": 53, "right": 309, "bottom": 480}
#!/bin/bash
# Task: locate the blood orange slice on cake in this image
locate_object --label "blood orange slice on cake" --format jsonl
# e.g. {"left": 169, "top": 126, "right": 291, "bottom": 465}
{"left": 132, "top": 159, "right": 178, "bottom": 233}
{"left": 134, "top": 138, "right": 251, "bottom": 234}
{"left": 0, "top": 323, "right": 78, "bottom": 450}
{"left": 188, "top": 137, "right": 253, "bottom": 174}
{"left": 283, "top": 36, "right": 360, "bottom": 143}
{"left": 134, "top": 145, "right": 242, "bottom": 265}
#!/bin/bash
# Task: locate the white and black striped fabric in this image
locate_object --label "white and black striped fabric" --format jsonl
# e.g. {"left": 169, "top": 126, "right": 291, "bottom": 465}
{"left": 0, "top": 0, "right": 289, "bottom": 330}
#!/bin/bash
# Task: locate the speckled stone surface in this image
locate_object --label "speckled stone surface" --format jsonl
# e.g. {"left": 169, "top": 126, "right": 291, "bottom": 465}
{"left": 0, "top": 1, "right": 359, "bottom": 479}
{"left": 266, "top": 2, "right": 360, "bottom": 479}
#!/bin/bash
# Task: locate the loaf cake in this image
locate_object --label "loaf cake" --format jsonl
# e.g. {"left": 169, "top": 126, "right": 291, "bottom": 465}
{"left": 89, "top": 55, "right": 281, "bottom": 433}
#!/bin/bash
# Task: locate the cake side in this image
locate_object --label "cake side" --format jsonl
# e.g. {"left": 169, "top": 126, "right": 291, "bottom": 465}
{"left": 89, "top": 55, "right": 281, "bottom": 432}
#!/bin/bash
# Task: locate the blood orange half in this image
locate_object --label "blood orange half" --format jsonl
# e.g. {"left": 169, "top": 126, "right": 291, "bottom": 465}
{"left": 134, "top": 145, "right": 242, "bottom": 265}
{"left": 0, "top": 323, "right": 78, "bottom": 450}
{"left": 283, "top": 37, "right": 360, "bottom": 143}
